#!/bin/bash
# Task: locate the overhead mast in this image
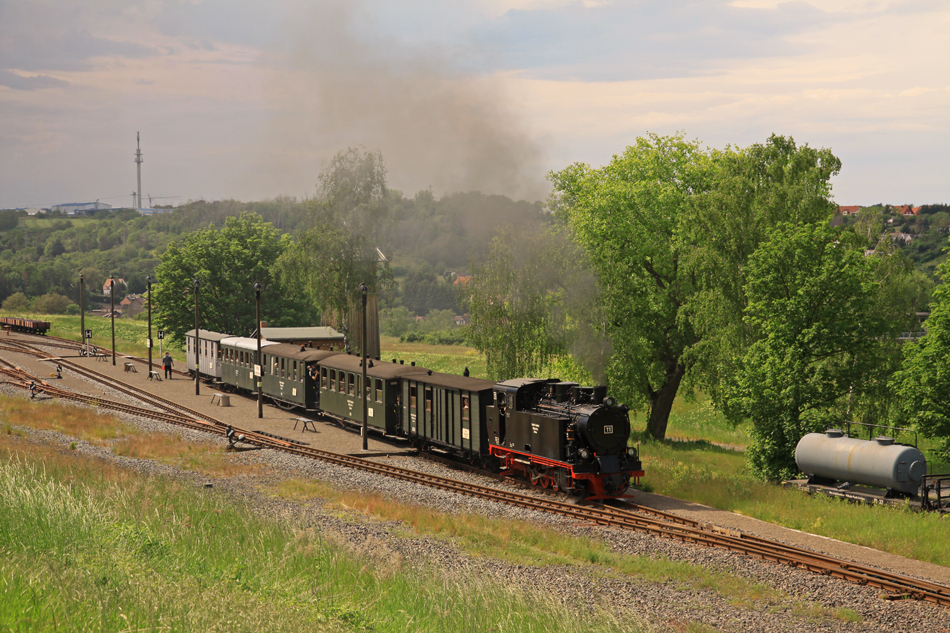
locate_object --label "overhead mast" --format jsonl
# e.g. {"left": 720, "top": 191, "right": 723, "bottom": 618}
{"left": 135, "top": 132, "right": 143, "bottom": 210}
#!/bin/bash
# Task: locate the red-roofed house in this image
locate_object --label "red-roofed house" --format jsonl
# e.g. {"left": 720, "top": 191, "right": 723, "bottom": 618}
{"left": 838, "top": 206, "right": 862, "bottom": 216}
{"left": 894, "top": 205, "right": 921, "bottom": 216}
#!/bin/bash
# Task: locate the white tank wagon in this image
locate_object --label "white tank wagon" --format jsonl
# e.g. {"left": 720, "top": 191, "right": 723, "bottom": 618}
{"left": 788, "top": 426, "right": 949, "bottom": 512}
{"left": 796, "top": 430, "right": 927, "bottom": 495}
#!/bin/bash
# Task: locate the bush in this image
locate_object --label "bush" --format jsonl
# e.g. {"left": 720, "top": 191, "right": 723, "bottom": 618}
{"left": 1, "top": 292, "right": 30, "bottom": 312}
{"left": 64, "top": 304, "right": 80, "bottom": 316}
{"left": 32, "top": 293, "right": 72, "bottom": 315}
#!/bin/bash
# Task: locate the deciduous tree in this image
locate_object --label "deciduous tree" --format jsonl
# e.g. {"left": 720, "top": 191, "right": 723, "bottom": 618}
{"left": 728, "top": 223, "right": 904, "bottom": 480}
{"left": 153, "top": 213, "right": 311, "bottom": 345}
{"left": 893, "top": 253, "right": 950, "bottom": 461}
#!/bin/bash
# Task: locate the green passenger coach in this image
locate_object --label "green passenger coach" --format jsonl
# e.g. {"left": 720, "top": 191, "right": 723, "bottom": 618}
{"left": 220, "top": 337, "right": 279, "bottom": 392}
{"left": 318, "top": 355, "right": 428, "bottom": 435}
{"left": 261, "top": 344, "right": 341, "bottom": 409}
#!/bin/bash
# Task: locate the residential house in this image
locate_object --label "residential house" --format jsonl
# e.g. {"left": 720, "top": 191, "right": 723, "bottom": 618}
{"left": 838, "top": 205, "right": 862, "bottom": 216}
{"left": 102, "top": 278, "right": 127, "bottom": 295}
{"left": 119, "top": 294, "right": 146, "bottom": 318}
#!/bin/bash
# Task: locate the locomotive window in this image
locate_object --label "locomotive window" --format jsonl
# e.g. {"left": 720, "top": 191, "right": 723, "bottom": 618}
{"left": 348, "top": 373, "right": 355, "bottom": 396}
{"left": 462, "top": 396, "right": 470, "bottom": 421}
{"left": 321, "top": 367, "right": 327, "bottom": 389}
{"left": 424, "top": 387, "right": 432, "bottom": 412}
{"left": 375, "top": 378, "right": 383, "bottom": 403}
{"left": 410, "top": 385, "right": 417, "bottom": 407}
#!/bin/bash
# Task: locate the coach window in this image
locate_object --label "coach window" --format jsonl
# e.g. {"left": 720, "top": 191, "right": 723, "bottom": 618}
{"left": 321, "top": 367, "right": 327, "bottom": 389}
{"left": 462, "top": 396, "right": 470, "bottom": 421}
{"left": 375, "top": 378, "right": 383, "bottom": 403}
{"left": 279, "top": 358, "right": 285, "bottom": 378}
{"left": 410, "top": 385, "right": 417, "bottom": 408}
{"left": 292, "top": 360, "right": 297, "bottom": 381}
{"left": 424, "top": 387, "right": 432, "bottom": 412}
{"left": 348, "top": 373, "right": 355, "bottom": 396}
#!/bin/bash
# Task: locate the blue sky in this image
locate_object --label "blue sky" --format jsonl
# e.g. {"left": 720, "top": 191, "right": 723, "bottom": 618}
{"left": 1, "top": 0, "right": 947, "bottom": 208}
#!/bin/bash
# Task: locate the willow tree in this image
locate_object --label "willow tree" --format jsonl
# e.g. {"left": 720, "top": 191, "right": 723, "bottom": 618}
{"left": 279, "top": 148, "right": 395, "bottom": 354}
{"left": 730, "top": 223, "right": 905, "bottom": 480}
{"left": 463, "top": 224, "right": 598, "bottom": 381}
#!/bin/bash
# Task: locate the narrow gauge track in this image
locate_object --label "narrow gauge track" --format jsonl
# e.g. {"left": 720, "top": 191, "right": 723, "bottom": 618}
{"left": 3, "top": 337, "right": 950, "bottom": 608}
{"left": 26, "top": 333, "right": 190, "bottom": 377}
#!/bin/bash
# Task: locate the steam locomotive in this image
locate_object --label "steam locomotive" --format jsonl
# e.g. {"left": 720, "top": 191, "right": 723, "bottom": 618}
{"left": 187, "top": 330, "right": 643, "bottom": 498}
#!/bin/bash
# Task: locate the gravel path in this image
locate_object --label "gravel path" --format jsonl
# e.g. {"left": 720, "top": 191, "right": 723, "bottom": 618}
{"left": 2, "top": 338, "right": 949, "bottom": 632}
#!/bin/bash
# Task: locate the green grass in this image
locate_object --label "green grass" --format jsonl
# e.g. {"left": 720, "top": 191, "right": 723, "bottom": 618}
{"left": 0, "top": 444, "right": 642, "bottom": 633}
{"left": 654, "top": 392, "right": 752, "bottom": 448}
{"left": 0, "top": 400, "right": 864, "bottom": 632}
{"left": 380, "top": 335, "right": 487, "bottom": 377}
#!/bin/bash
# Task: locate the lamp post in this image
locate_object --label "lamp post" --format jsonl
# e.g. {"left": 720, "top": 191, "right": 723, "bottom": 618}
{"left": 79, "top": 273, "right": 85, "bottom": 354}
{"left": 109, "top": 276, "right": 116, "bottom": 366}
{"left": 359, "top": 282, "right": 368, "bottom": 451}
{"left": 254, "top": 281, "right": 263, "bottom": 418}
{"left": 193, "top": 278, "right": 200, "bottom": 396}
{"left": 146, "top": 275, "right": 153, "bottom": 376}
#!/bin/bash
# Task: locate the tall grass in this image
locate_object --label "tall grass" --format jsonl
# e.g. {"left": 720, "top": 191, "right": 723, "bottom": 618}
{"left": 0, "top": 444, "right": 646, "bottom": 633}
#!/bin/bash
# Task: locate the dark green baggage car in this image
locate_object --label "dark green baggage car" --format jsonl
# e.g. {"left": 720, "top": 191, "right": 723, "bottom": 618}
{"left": 402, "top": 371, "right": 496, "bottom": 461}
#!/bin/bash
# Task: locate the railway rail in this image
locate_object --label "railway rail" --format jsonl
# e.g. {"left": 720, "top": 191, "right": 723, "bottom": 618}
{"left": 2, "top": 334, "right": 949, "bottom": 608}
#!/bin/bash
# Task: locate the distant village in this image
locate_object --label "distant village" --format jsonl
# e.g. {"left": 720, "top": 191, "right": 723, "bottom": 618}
{"left": 6, "top": 201, "right": 170, "bottom": 217}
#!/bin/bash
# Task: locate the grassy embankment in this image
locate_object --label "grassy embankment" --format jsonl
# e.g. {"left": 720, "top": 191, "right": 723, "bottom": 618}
{"left": 0, "top": 398, "right": 864, "bottom": 631}
{"left": 9, "top": 314, "right": 950, "bottom": 568}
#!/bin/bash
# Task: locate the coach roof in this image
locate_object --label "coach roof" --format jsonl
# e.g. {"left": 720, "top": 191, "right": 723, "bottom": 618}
{"left": 263, "top": 343, "right": 343, "bottom": 363}
{"left": 320, "top": 353, "right": 430, "bottom": 380}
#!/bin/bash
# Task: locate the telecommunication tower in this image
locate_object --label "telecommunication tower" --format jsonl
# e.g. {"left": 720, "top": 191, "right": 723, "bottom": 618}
{"left": 134, "top": 132, "right": 143, "bottom": 209}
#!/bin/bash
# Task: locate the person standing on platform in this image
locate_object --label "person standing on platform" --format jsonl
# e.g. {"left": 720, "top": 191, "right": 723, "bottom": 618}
{"left": 162, "top": 352, "right": 174, "bottom": 379}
